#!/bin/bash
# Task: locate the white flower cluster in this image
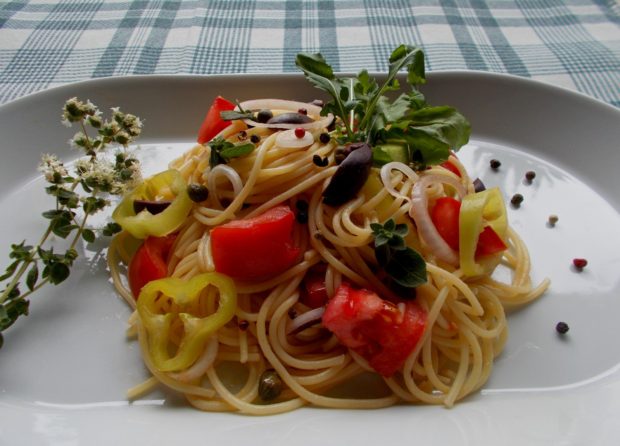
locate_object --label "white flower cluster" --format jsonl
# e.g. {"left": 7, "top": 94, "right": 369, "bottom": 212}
{"left": 61, "top": 97, "right": 99, "bottom": 127}
{"left": 63, "top": 98, "right": 144, "bottom": 154}
{"left": 74, "top": 157, "right": 141, "bottom": 195}
{"left": 38, "top": 154, "right": 68, "bottom": 183}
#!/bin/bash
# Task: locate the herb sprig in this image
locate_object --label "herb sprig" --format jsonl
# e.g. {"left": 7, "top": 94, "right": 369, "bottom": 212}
{"left": 0, "top": 98, "right": 143, "bottom": 347}
{"left": 295, "top": 44, "right": 471, "bottom": 169}
{"left": 208, "top": 136, "right": 255, "bottom": 168}
{"left": 371, "top": 219, "right": 427, "bottom": 291}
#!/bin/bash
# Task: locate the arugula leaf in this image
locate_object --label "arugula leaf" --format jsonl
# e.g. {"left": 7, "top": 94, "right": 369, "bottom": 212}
{"left": 295, "top": 52, "right": 356, "bottom": 139}
{"left": 295, "top": 44, "right": 470, "bottom": 170}
{"left": 357, "top": 45, "right": 425, "bottom": 132}
{"left": 208, "top": 136, "right": 255, "bottom": 168}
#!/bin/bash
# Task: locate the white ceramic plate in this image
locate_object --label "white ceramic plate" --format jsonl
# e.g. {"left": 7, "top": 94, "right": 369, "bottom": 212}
{"left": 1, "top": 73, "right": 619, "bottom": 445}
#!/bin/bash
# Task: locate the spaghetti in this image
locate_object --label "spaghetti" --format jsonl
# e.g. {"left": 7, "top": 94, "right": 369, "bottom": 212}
{"left": 108, "top": 46, "right": 548, "bottom": 415}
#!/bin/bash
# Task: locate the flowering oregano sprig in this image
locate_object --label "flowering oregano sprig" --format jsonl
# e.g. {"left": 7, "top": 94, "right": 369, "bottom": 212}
{"left": 0, "top": 98, "right": 144, "bottom": 348}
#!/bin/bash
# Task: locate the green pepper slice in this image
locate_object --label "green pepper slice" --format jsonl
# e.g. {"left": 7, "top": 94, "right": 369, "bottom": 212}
{"left": 112, "top": 169, "right": 193, "bottom": 239}
{"left": 137, "top": 272, "right": 237, "bottom": 372}
{"left": 459, "top": 187, "right": 507, "bottom": 276}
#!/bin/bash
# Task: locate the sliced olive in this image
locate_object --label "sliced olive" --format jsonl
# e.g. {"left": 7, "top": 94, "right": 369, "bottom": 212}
{"left": 322, "top": 142, "right": 372, "bottom": 207}
{"left": 133, "top": 200, "right": 172, "bottom": 215}
{"left": 267, "top": 112, "right": 314, "bottom": 126}
{"left": 473, "top": 178, "right": 486, "bottom": 193}
{"left": 256, "top": 109, "right": 273, "bottom": 123}
{"left": 258, "top": 369, "right": 283, "bottom": 401}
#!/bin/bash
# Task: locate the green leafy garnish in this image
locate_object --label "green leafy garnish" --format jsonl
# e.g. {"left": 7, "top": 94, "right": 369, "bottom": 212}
{"left": 0, "top": 98, "right": 144, "bottom": 345}
{"left": 295, "top": 44, "right": 471, "bottom": 168}
{"left": 371, "top": 219, "right": 427, "bottom": 290}
{"left": 208, "top": 136, "right": 255, "bottom": 168}
{"left": 220, "top": 110, "right": 255, "bottom": 121}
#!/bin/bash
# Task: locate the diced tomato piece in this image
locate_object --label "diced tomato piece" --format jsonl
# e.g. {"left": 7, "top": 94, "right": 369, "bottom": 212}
{"left": 431, "top": 197, "right": 461, "bottom": 251}
{"left": 475, "top": 226, "right": 508, "bottom": 256}
{"left": 197, "top": 96, "right": 235, "bottom": 144}
{"left": 322, "top": 283, "right": 427, "bottom": 377}
{"left": 431, "top": 197, "right": 508, "bottom": 257}
{"left": 210, "top": 205, "right": 300, "bottom": 280}
{"left": 128, "top": 234, "right": 176, "bottom": 298}
{"left": 301, "top": 271, "right": 329, "bottom": 308}
{"left": 440, "top": 160, "right": 461, "bottom": 177}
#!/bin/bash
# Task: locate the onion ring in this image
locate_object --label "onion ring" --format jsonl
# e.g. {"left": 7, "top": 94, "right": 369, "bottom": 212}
{"left": 380, "top": 161, "right": 420, "bottom": 202}
{"left": 286, "top": 307, "right": 326, "bottom": 335}
{"left": 409, "top": 173, "right": 467, "bottom": 265}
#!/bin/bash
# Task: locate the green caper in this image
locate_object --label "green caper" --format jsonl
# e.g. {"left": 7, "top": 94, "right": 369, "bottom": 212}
{"left": 258, "top": 369, "right": 283, "bottom": 401}
{"left": 187, "top": 184, "right": 209, "bottom": 203}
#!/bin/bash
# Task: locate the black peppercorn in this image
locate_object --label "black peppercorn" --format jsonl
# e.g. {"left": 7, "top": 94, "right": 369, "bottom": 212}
{"left": 319, "top": 132, "right": 330, "bottom": 144}
{"left": 556, "top": 322, "right": 569, "bottom": 334}
{"left": 525, "top": 170, "right": 536, "bottom": 182}
{"left": 250, "top": 134, "right": 261, "bottom": 143}
{"left": 295, "top": 200, "right": 309, "bottom": 211}
{"left": 510, "top": 193, "right": 524, "bottom": 207}
{"left": 238, "top": 320, "right": 249, "bottom": 331}
{"left": 490, "top": 159, "right": 501, "bottom": 169}
{"left": 312, "top": 154, "right": 329, "bottom": 167}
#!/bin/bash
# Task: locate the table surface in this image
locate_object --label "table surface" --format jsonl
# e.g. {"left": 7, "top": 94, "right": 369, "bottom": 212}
{"left": 0, "top": 0, "right": 618, "bottom": 107}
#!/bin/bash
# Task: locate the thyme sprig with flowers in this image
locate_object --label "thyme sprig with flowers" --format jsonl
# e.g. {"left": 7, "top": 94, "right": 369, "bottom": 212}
{"left": 0, "top": 98, "right": 144, "bottom": 348}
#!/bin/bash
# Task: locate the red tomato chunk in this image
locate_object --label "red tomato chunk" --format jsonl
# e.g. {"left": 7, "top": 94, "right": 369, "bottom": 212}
{"left": 322, "top": 283, "right": 427, "bottom": 377}
{"left": 197, "top": 96, "right": 235, "bottom": 144}
{"left": 210, "top": 205, "right": 300, "bottom": 281}
{"left": 128, "top": 234, "right": 176, "bottom": 298}
{"left": 431, "top": 196, "right": 507, "bottom": 257}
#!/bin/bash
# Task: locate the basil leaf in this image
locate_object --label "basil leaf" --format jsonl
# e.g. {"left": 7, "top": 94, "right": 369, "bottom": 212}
{"left": 220, "top": 142, "right": 255, "bottom": 160}
{"left": 405, "top": 106, "right": 471, "bottom": 151}
{"left": 384, "top": 248, "right": 427, "bottom": 288}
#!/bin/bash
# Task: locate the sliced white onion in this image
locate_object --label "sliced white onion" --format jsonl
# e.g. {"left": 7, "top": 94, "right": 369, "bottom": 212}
{"left": 168, "top": 336, "right": 218, "bottom": 382}
{"left": 242, "top": 113, "right": 333, "bottom": 131}
{"left": 380, "top": 161, "right": 420, "bottom": 202}
{"left": 238, "top": 98, "right": 332, "bottom": 130}
{"left": 286, "top": 307, "right": 326, "bottom": 335}
{"left": 409, "top": 173, "right": 467, "bottom": 266}
{"left": 207, "top": 164, "right": 244, "bottom": 203}
{"left": 275, "top": 128, "right": 315, "bottom": 149}
{"left": 238, "top": 99, "right": 323, "bottom": 116}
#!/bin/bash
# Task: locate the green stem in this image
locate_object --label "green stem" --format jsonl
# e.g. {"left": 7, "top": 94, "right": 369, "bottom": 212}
{"left": 0, "top": 223, "right": 54, "bottom": 305}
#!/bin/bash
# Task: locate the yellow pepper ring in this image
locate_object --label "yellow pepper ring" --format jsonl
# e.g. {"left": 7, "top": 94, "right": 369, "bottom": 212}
{"left": 137, "top": 272, "right": 237, "bottom": 372}
{"left": 459, "top": 187, "right": 507, "bottom": 277}
{"left": 112, "top": 169, "right": 193, "bottom": 239}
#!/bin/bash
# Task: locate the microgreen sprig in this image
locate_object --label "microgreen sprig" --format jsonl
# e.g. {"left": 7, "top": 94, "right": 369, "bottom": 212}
{"left": 0, "top": 98, "right": 144, "bottom": 347}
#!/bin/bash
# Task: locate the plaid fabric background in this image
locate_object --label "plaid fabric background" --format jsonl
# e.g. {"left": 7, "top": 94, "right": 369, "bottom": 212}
{"left": 0, "top": 0, "right": 618, "bottom": 106}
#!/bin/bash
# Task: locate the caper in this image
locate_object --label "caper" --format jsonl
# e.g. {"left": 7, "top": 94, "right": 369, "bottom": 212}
{"left": 258, "top": 369, "right": 283, "bottom": 401}
{"left": 187, "top": 184, "right": 209, "bottom": 203}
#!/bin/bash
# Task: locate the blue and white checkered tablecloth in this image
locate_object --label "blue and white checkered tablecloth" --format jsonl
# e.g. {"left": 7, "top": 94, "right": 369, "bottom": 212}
{"left": 0, "top": 0, "right": 618, "bottom": 107}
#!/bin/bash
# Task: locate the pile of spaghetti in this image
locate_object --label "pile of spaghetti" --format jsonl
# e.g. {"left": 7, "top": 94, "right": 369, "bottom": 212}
{"left": 107, "top": 45, "right": 548, "bottom": 415}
